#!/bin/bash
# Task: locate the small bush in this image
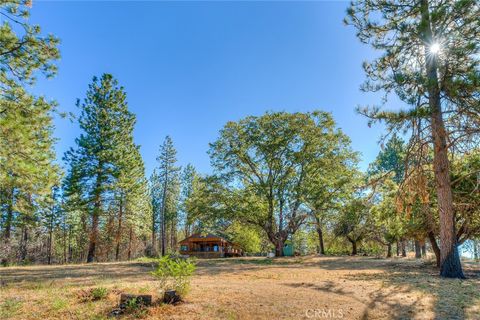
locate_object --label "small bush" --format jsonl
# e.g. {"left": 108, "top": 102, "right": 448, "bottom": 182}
{"left": 151, "top": 256, "right": 196, "bottom": 298}
{"left": 0, "top": 298, "right": 22, "bottom": 317}
{"left": 51, "top": 297, "right": 68, "bottom": 311}
{"left": 91, "top": 287, "right": 108, "bottom": 300}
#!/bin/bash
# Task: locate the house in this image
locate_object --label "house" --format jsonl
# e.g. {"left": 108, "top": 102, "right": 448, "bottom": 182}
{"left": 179, "top": 233, "right": 242, "bottom": 258}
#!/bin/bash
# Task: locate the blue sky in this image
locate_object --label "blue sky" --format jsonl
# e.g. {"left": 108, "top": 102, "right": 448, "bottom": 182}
{"left": 30, "top": 1, "right": 388, "bottom": 177}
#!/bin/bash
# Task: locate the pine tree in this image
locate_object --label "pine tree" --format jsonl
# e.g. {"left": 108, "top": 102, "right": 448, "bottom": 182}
{"left": 0, "top": 1, "right": 60, "bottom": 264}
{"left": 346, "top": 0, "right": 479, "bottom": 278}
{"left": 180, "top": 164, "right": 197, "bottom": 238}
{"left": 63, "top": 74, "right": 141, "bottom": 263}
{"left": 155, "top": 136, "right": 180, "bottom": 256}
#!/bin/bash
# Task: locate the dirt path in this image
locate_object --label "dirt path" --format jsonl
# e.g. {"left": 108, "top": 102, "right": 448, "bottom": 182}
{"left": 0, "top": 256, "right": 479, "bottom": 319}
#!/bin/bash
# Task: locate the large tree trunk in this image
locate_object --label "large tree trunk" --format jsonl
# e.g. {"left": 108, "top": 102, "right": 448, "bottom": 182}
{"left": 274, "top": 238, "right": 284, "bottom": 257}
{"left": 151, "top": 204, "right": 157, "bottom": 255}
{"left": 3, "top": 187, "right": 14, "bottom": 243}
{"left": 115, "top": 199, "right": 123, "bottom": 261}
{"left": 396, "top": 241, "right": 400, "bottom": 256}
{"left": 20, "top": 226, "right": 28, "bottom": 262}
{"left": 387, "top": 243, "right": 392, "bottom": 258}
{"left": 87, "top": 167, "right": 103, "bottom": 263}
{"left": 428, "top": 231, "right": 441, "bottom": 268}
{"left": 473, "top": 241, "right": 478, "bottom": 261}
{"left": 316, "top": 226, "right": 325, "bottom": 255}
{"left": 415, "top": 240, "right": 422, "bottom": 259}
{"left": 87, "top": 211, "right": 99, "bottom": 263}
{"left": 351, "top": 241, "right": 357, "bottom": 255}
{"left": 401, "top": 239, "right": 406, "bottom": 257}
{"left": 420, "top": 0, "right": 464, "bottom": 279}
{"left": 160, "top": 169, "right": 169, "bottom": 257}
{"left": 47, "top": 222, "right": 53, "bottom": 265}
{"left": 347, "top": 237, "right": 357, "bottom": 256}
{"left": 127, "top": 226, "right": 133, "bottom": 260}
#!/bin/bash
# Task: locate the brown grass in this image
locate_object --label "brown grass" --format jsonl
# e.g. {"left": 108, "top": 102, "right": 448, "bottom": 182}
{"left": 0, "top": 256, "right": 479, "bottom": 320}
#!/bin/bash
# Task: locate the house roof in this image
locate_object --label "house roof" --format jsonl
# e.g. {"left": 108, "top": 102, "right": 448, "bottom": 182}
{"left": 179, "top": 233, "right": 231, "bottom": 244}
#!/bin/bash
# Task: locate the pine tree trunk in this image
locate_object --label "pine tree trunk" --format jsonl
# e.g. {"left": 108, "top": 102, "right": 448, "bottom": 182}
{"left": 20, "top": 227, "right": 28, "bottom": 262}
{"left": 421, "top": 241, "right": 426, "bottom": 257}
{"left": 401, "top": 239, "right": 406, "bottom": 257}
{"left": 63, "top": 223, "right": 67, "bottom": 264}
{"left": 151, "top": 209, "right": 156, "bottom": 255}
{"left": 47, "top": 225, "right": 53, "bottom": 265}
{"left": 420, "top": 0, "right": 464, "bottom": 279}
{"left": 473, "top": 241, "right": 478, "bottom": 261}
{"left": 387, "top": 243, "right": 392, "bottom": 258}
{"left": 87, "top": 167, "right": 103, "bottom": 263}
{"left": 87, "top": 211, "right": 99, "bottom": 263}
{"left": 396, "top": 241, "right": 400, "bottom": 256}
{"left": 428, "top": 231, "right": 441, "bottom": 267}
{"left": 160, "top": 176, "right": 168, "bottom": 256}
{"left": 115, "top": 199, "right": 123, "bottom": 261}
{"left": 3, "top": 187, "right": 14, "bottom": 243}
{"left": 127, "top": 226, "right": 133, "bottom": 260}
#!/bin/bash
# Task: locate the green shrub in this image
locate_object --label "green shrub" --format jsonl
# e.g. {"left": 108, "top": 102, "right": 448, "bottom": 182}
{"left": 151, "top": 256, "right": 196, "bottom": 297}
{"left": 0, "top": 298, "right": 22, "bottom": 317}
{"left": 51, "top": 297, "right": 69, "bottom": 311}
{"left": 91, "top": 287, "right": 108, "bottom": 300}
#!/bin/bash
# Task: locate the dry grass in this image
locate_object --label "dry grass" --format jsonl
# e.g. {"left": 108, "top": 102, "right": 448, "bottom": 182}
{"left": 0, "top": 256, "right": 479, "bottom": 319}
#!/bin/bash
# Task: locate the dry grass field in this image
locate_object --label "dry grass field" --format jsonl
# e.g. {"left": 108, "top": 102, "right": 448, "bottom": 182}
{"left": 0, "top": 256, "right": 479, "bottom": 320}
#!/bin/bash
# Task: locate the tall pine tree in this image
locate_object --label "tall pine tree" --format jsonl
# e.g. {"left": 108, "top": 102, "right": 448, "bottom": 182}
{"left": 0, "top": 1, "right": 60, "bottom": 264}
{"left": 63, "top": 74, "right": 145, "bottom": 263}
{"left": 347, "top": 0, "right": 479, "bottom": 278}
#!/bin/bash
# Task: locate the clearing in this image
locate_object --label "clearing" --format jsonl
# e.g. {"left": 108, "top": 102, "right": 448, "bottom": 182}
{"left": 0, "top": 256, "right": 479, "bottom": 320}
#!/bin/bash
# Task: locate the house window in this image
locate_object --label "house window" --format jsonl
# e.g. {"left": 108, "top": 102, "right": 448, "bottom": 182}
{"left": 180, "top": 245, "right": 188, "bottom": 251}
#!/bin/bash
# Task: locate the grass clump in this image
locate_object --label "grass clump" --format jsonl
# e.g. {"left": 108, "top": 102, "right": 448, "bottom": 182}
{"left": 91, "top": 287, "right": 108, "bottom": 300}
{"left": 0, "top": 298, "right": 23, "bottom": 317}
{"left": 51, "top": 297, "right": 69, "bottom": 311}
{"left": 151, "top": 255, "right": 196, "bottom": 298}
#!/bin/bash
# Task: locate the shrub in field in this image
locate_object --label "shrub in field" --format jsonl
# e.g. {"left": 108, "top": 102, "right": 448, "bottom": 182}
{"left": 151, "top": 256, "right": 196, "bottom": 298}
{"left": 91, "top": 287, "right": 108, "bottom": 300}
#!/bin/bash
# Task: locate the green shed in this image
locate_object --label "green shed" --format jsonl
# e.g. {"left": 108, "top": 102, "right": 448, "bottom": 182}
{"left": 283, "top": 243, "right": 294, "bottom": 256}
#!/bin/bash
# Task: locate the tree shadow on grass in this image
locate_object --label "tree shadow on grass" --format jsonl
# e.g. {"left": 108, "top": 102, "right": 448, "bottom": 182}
{"left": 349, "top": 268, "right": 479, "bottom": 320}
{"left": 0, "top": 261, "right": 158, "bottom": 287}
{"left": 283, "top": 259, "right": 480, "bottom": 320}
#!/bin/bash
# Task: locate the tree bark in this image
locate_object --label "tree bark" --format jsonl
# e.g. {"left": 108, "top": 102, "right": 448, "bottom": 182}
{"left": 401, "top": 239, "right": 406, "bottom": 257}
{"left": 396, "top": 241, "right": 400, "bottom": 256}
{"left": 151, "top": 201, "right": 157, "bottom": 256}
{"left": 20, "top": 226, "right": 28, "bottom": 262}
{"left": 316, "top": 226, "right": 325, "bottom": 255}
{"left": 115, "top": 198, "right": 123, "bottom": 261}
{"left": 420, "top": 0, "right": 464, "bottom": 279}
{"left": 127, "top": 226, "right": 133, "bottom": 260}
{"left": 87, "top": 211, "right": 99, "bottom": 263}
{"left": 3, "top": 187, "right": 14, "bottom": 242}
{"left": 160, "top": 169, "right": 168, "bottom": 257}
{"left": 415, "top": 240, "right": 422, "bottom": 259}
{"left": 347, "top": 237, "right": 357, "bottom": 256}
{"left": 274, "top": 238, "right": 284, "bottom": 257}
{"left": 387, "top": 243, "right": 392, "bottom": 258}
{"left": 87, "top": 165, "right": 103, "bottom": 263}
{"left": 428, "top": 231, "right": 441, "bottom": 267}
{"left": 473, "top": 241, "right": 478, "bottom": 261}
